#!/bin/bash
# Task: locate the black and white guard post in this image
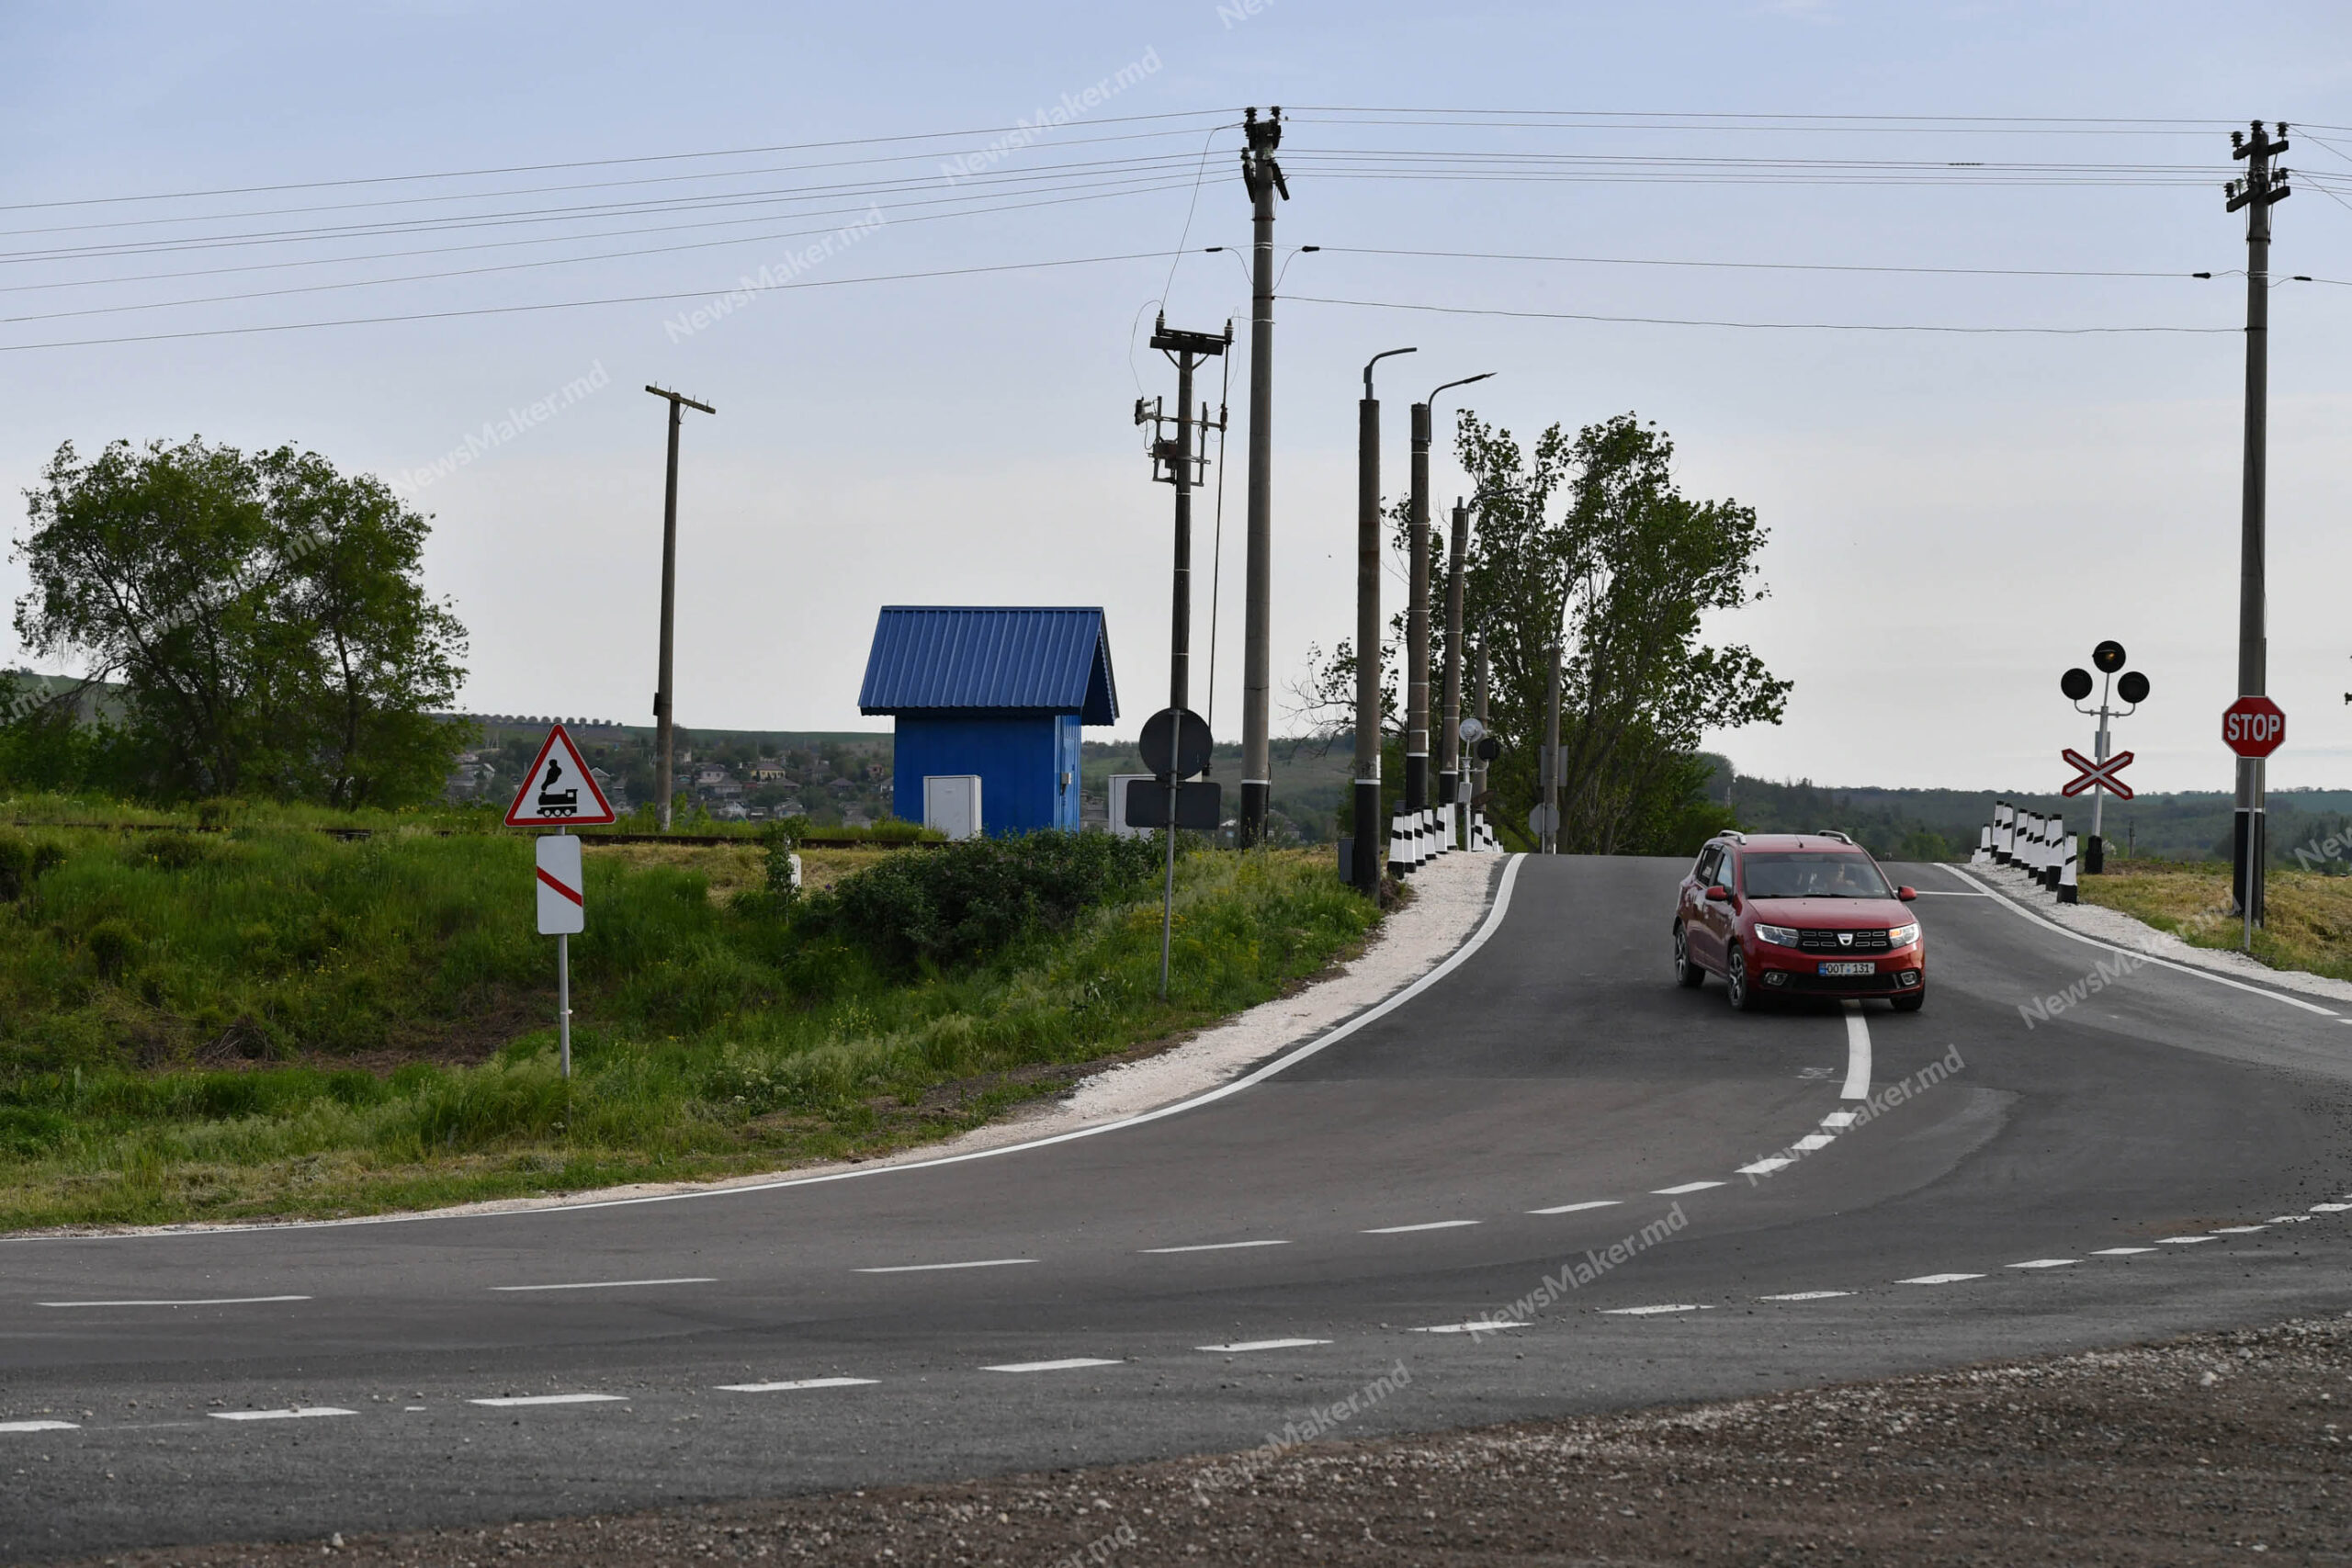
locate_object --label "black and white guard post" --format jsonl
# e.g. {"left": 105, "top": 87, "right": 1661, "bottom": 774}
{"left": 2060, "top": 643, "right": 2149, "bottom": 874}
{"left": 505, "top": 725, "right": 616, "bottom": 1078}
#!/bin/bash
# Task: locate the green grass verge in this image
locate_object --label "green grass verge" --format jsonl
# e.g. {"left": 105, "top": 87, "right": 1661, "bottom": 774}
{"left": 0, "top": 838, "right": 1374, "bottom": 1230}
{"left": 2075, "top": 857, "right": 2352, "bottom": 982}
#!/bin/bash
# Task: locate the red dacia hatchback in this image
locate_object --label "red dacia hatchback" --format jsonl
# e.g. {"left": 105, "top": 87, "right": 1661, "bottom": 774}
{"left": 1673, "top": 831, "right": 1924, "bottom": 1011}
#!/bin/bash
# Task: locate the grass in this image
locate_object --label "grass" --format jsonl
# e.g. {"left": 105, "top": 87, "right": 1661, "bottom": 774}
{"left": 2075, "top": 857, "right": 2352, "bottom": 981}
{"left": 0, "top": 824, "right": 1375, "bottom": 1231}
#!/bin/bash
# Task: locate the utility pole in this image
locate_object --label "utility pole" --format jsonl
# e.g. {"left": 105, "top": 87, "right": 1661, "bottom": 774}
{"left": 2226, "top": 121, "right": 2290, "bottom": 926}
{"left": 1473, "top": 646, "right": 1491, "bottom": 818}
{"left": 1238, "top": 107, "right": 1287, "bottom": 849}
{"left": 1438, "top": 497, "right": 1470, "bottom": 842}
{"left": 1407, "top": 372, "right": 1492, "bottom": 818}
{"left": 1542, "top": 641, "right": 1563, "bottom": 854}
{"left": 1355, "top": 345, "right": 1415, "bottom": 895}
{"left": 645, "top": 385, "right": 716, "bottom": 831}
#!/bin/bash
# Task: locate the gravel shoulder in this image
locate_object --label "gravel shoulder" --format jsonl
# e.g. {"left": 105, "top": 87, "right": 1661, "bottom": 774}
{"left": 74, "top": 1312, "right": 2352, "bottom": 1566}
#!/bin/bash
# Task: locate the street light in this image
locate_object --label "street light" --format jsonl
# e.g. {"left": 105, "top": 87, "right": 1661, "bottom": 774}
{"left": 1351, "top": 346, "right": 1415, "bottom": 894}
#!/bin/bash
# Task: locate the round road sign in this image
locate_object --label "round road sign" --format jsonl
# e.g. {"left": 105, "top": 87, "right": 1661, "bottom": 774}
{"left": 2222, "top": 695, "right": 2285, "bottom": 759}
{"left": 1139, "top": 707, "right": 1213, "bottom": 778}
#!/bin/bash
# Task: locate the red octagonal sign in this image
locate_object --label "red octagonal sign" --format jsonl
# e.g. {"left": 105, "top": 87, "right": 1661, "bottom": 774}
{"left": 2222, "top": 694, "right": 2286, "bottom": 759}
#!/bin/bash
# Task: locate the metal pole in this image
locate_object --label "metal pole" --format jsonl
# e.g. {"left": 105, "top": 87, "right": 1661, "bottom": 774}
{"left": 1238, "top": 107, "right": 1284, "bottom": 848}
{"left": 1355, "top": 348, "right": 1414, "bottom": 894}
{"left": 1439, "top": 497, "right": 1469, "bottom": 839}
{"left": 2089, "top": 671, "right": 2110, "bottom": 868}
{"left": 1406, "top": 400, "right": 1431, "bottom": 815}
{"left": 1543, "top": 641, "right": 1563, "bottom": 854}
{"left": 1160, "top": 749, "right": 1178, "bottom": 996}
{"left": 2229, "top": 122, "right": 2286, "bottom": 928}
{"left": 557, "top": 827, "right": 571, "bottom": 1079}
{"left": 646, "top": 386, "right": 715, "bottom": 832}
{"left": 1473, "top": 646, "right": 1490, "bottom": 811}
{"left": 1172, "top": 355, "right": 1196, "bottom": 715}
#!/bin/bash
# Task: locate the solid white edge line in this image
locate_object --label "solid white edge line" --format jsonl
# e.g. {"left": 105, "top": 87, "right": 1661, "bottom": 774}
{"left": 37, "top": 1295, "right": 311, "bottom": 1307}
{"left": 853, "top": 1258, "right": 1036, "bottom": 1273}
{"left": 41, "top": 856, "right": 1529, "bottom": 1241}
{"left": 1139, "top": 1239, "right": 1291, "bottom": 1254}
{"left": 1939, "top": 863, "right": 2337, "bottom": 1016}
{"left": 1840, "top": 1001, "right": 1871, "bottom": 1100}
{"left": 715, "top": 1378, "right": 877, "bottom": 1393}
{"left": 491, "top": 1277, "right": 716, "bottom": 1292}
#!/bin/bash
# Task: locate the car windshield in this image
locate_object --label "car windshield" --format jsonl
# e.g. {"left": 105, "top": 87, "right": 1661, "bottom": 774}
{"left": 1742, "top": 852, "right": 1892, "bottom": 900}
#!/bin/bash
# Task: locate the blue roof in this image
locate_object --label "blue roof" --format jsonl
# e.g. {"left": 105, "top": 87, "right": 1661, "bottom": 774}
{"left": 858, "top": 606, "right": 1118, "bottom": 723}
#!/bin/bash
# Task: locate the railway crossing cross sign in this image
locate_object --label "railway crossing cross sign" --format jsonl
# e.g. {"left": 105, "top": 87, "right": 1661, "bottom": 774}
{"left": 503, "top": 724, "right": 616, "bottom": 827}
{"left": 2061, "top": 747, "right": 2135, "bottom": 800}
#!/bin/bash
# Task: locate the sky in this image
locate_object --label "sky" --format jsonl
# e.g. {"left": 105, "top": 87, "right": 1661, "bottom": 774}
{"left": 4, "top": 0, "right": 2351, "bottom": 797}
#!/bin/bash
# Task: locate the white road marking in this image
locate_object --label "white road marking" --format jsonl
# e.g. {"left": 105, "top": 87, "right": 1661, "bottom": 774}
{"left": 715, "top": 1378, "right": 876, "bottom": 1393}
{"left": 1411, "top": 1321, "right": 1526, "bottom": 1335}
{"left": 1758, "top": 1291, "right": 1852, "bottom": 1302}
{"left": 1939, "top": 864, "right": 2337, "bottom": 1016}
{"left": 1652, "top": 1181, "right": 1724, "bottom": 1195}
{"left": 2007, "top": 1259, "right": 2079, "bottom": 1269}
{"left": 2312, "top": 1203, "right": 2352, "bottom": 1213}
{"left": 1841, "top": 1002, "right": 1871, "bottom": 1100}
{"left": 1527, "top": 1201, "right": 1623, "bottom": 1214}
{"left": 1602, "top": 1303, "right": 1713, "bottom": 1316}
{"left": 1792, "top": 1134, "right": 1836, "bottom": 1152}
{"left": 981, "top": 1359, "right": 1122, "bottom": 1373}
{"left": 1363, "top": 1220, "right": 1480, "bottom": 1234}
{"left": 2092, "top": 1247, "right": 2156, "bottom": 1256}
{"left": 37, "top": 1296, "right": 311, "bottom": 1308}
{"left": 853, "top": 1258, "right": 1036, "bottom": 1273}
{"left": 467, "top": 1393, "right": 628, "bottom": 1407}
{"left": 1140, "top": 1240, "right": 1290, "bottom": 1254}
{"left": 209, "top": 1407, "right": 355, "bottom": 1422}
{"left": 2155, "top": 1236, "right": 2218, "bottom": 1245}
{"left": 1736, "top": 1158, "right": 1795, "bottom": 1176}
{"left": 1820, "top": 1111, "right": 1860, "bottom": 1129}
{"left": 2210, "top": 1225, "right": 2267, "bottom": 1235}
{"left": 1897, "top": 1273, "right": 1984, "bottom": 1285}
{"left": 1906, "top": 889, "right": 1989, "bottom": 897}
{"left": 0, "top": 1420, "right": 79, "bottom": 1433}
{"left": 491, "top": 1277, "right": 716, "bottom": 1292}
{"left": 2268, "top": 1215, "right": 2313, "bottom": 1224}
{"left": 1196, "top": 1338, "right": 1330, "bottom": 1353}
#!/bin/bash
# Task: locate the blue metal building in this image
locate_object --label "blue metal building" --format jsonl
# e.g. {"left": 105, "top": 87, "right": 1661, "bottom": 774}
{"left": 857, "top": 606, "right": 1119, "bottom": 835}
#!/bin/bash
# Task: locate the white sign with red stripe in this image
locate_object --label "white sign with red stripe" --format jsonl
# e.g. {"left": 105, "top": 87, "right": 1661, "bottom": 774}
{"left": 536, "top": 834, "right": 584, "bottom": 936}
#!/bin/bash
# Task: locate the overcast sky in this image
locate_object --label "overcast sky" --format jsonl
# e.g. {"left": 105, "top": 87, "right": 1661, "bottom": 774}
{"left": 5, "top": 1, "right": 2350, "bottom": 796}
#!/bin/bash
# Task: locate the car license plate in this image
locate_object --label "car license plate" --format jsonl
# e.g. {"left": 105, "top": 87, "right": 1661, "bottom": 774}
{"left": 1818, "top": 961, "right": 1875, "bottom": 976}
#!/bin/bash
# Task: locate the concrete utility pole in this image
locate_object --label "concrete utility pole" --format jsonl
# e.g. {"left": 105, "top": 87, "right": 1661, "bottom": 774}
{"left": 1438, "top": 497, "right": 1471, "bottom": 839}
{"left": 645, "top": 385, "right": 716, "bottom": 831}
{"left": 1406, "top": 373, "right": 1492, "bottom": 816}
{"left": 1354, "top": 345, "right": 1415, "bottom": 896}
{"left": 1238, "top": 107, "right": 1287, "bottom": 849}
{"left": 1542, "top": 640, "right": 1563, "bottom": 854}
{"left": 2227, "top": 121, "right": 2290, "bottom": 925}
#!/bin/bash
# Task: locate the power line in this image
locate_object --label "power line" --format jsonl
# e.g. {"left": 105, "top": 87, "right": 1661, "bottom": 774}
{"left": 1283, "top": 292, "right": 2238, "bottom": 334}
{"left": 1316, "top": 244, "right": 2215, "bottom": 281}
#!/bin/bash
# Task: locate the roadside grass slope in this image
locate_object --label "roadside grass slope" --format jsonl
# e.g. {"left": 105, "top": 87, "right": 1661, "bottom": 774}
{"left": 2075, "top": 856, "right": 2352, "bottom": 980}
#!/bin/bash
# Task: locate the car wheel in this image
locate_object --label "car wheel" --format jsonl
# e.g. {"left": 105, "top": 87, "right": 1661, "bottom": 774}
{"left": 1725, "top": 945, "right": 1761, "bottom": 1011}
{"left": 1891, "top": 991, "right": 1925, "bottom": 1013}
{"left": 1673, "top": 923, "right": 1706, "bottom": 988}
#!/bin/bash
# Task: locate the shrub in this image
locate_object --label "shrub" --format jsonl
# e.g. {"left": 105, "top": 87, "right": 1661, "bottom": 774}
{"left": 0, "top": 831, "right": 66, "bottom": 900}
{"left": 813, "top": 831, "right": 1164, "bottom": 970}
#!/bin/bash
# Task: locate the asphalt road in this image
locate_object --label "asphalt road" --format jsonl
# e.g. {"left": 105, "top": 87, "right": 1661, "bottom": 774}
{"left": 6, "top": 854, "right": 2351, "bottom": 1561}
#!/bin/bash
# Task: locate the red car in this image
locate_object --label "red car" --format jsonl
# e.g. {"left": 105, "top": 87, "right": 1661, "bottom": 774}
{"left": 1672, "top": 830, "right": 1925, "bottom": 1012}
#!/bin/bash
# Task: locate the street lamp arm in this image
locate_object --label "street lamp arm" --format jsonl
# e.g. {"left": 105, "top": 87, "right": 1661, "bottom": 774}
{"left": 1363, "top": 345, "right": 1417, "bottom": 398}
{"left": 1426, "top": 371, "right": 1495, "bottom": 411}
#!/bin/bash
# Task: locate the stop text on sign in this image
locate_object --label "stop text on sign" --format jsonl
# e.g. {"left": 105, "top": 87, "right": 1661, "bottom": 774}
{"left": 2222, "top": 696, "right": 2286, "bottom": 760}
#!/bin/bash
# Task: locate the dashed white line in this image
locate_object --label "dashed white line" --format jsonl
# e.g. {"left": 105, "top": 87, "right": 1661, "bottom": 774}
{"left": 1792, "top": 1134, "right": 1836, "bottom": 1152}
{"left": 209, "top": 1407, "right": 355, "bottom": 1422}
{"left": 1527, "top": 1201, "right": 1623, "bottom": 1214}
{"left": 491, "top": 1277, "right": 716, "bottom": 1292}
{"left": 1820, "top": 1111, "right": 1860, "bottom": 1129}
{"left": 854, "top": 1258, "right": 1036, "bottom": 1273}
{"left": 1140, "top": 1240, "right": 1291, "bottom": 1254}
{"left": 715, "top": 1378, "right": 877, "bottom": 1393}
{"left": 2312, "top": 1203, "right": 2352, "bottom": 1213}
{"left": 467, "top": 1393, "right": 628, "bottom": 1407}
{"left": 2092, "top": 1247, "right": 2156, "bottom": 1256}
{"left": 1603, "top": 1303, "right": 1713, "bottom": 1316}
{"left": 1841, "top": 1001, "right": 1871, "bottom": 1100}
{"left": 1411, "top": 1321, "right": 1526, "bottom": 1335}
{"left": 1196, "top": 1338, "right": 1330, "bottom": 1353}
{"left": 1652, "top": 1181, "right": 1724, "bottom": 1196}
{"left": 1736, "top": 1157, "right": 1795, "bottom": 1176}
{"left": 2007, "top": 1259, "right": 2079, "bottom": 1269}
{"left": 1362, "top": 1220, "right": 1480, "bottom": 1234}
{"left": 1897, "top": 1273, "right": 1984, "bottom": 1285}
{"left": 2210, "top": 1225, "right": 2268, "bottom": 1235}
{"left": 2268, "top": 1215, "right": 2313, "bottom": 1224}
{"left": 2155, "top": 1236, "right": 2218, "bottom": 1246}
{"left": 982, "top": 1359, "right": 1122, "bottom": 1373}
{"left": 1758, "top": 1291, "right": 1852, "bottom": 1302}
{"left": 0, "top": 1420, "right": 78, "bottom": 1433}
{"left": 37, "top": 1296, "right": 311, "bottom": 1308}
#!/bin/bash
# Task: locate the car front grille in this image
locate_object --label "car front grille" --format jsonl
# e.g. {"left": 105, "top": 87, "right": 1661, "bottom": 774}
{"left": 1797, "top": 928, "right": 1890, "bottom": 953}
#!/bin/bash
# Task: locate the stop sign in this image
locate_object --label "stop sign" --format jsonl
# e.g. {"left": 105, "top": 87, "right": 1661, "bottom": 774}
{"left": 2222, "top": 695, "right": 2286, "bottom": 758}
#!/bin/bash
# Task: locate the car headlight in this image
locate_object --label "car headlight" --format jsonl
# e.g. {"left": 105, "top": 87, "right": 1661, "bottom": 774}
{"left": 1754, "top": 922, "right": 1801, "bottom": 947}
{"left": 1887, "top": 922, "right": 1920, "bottom": 949}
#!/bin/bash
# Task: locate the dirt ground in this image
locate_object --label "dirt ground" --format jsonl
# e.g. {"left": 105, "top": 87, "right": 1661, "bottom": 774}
{"left": 70, "top": 1314, "right": 2351, "bottom": 1566}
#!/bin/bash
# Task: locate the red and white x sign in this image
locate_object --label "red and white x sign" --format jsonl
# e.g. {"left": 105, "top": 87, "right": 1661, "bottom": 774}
{"left": 2061, "top": 748, "right": 2134, "bottom": 800}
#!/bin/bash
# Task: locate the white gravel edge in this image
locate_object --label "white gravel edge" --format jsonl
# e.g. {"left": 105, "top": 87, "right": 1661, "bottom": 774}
{"left": 1948, "top": 858, "right": 2352, "bottom": 1006}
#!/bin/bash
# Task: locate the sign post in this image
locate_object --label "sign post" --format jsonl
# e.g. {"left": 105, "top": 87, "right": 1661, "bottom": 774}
{"left": 506, "top": 726, "right": 616, "bottom": 1077}
{"left": 2222, "top": 694, "right": 2287, "bottom": 951}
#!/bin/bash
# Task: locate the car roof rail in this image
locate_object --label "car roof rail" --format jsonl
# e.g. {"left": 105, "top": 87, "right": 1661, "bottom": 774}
{"left": 1714, "top": 829, "right": 1746, "bottom": 844}
{"left": 1811, "top": 829, "right": 1854, "bottom": 845}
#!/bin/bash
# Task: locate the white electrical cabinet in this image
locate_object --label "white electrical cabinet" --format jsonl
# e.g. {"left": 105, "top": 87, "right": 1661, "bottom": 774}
{"left": 1106, "top": 773, "right": 1154, "bottom": 840}
{"left": 923, "top": 774, "right": 982, "bottom": 841}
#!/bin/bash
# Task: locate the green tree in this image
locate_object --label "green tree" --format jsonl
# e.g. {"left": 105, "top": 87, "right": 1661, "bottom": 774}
{"left": 12, "top": 437, "right": 470, "bottom": 807}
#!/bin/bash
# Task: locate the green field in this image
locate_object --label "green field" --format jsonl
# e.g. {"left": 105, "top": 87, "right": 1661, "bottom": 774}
{"left": 0, "top": 805, "right": 1375, "bottom": 1231}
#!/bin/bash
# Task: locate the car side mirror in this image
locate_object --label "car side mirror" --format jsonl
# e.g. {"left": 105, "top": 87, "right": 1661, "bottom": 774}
{"left": 1704, "top": 885, "right": 1730, "bottom": 902}
{"left": 1897, "top": 886, "right": 1917, "bottom": 902}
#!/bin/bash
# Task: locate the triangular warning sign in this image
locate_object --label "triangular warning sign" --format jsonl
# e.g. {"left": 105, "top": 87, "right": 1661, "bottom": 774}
{"left": 504, "top": 724, "right": 617, "bottom": 827}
